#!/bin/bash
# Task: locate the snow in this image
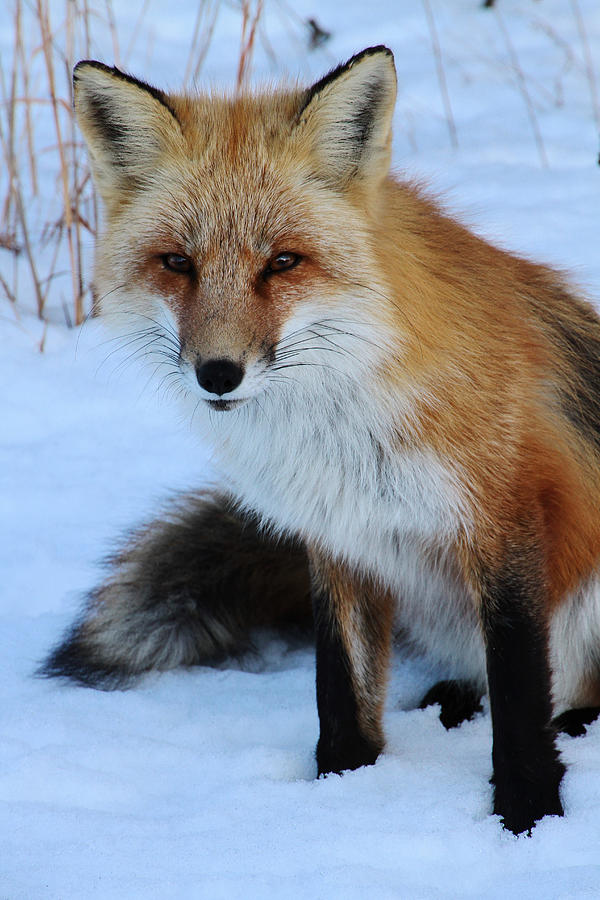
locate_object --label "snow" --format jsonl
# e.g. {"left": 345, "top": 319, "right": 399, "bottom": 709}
{"left": 2, "top": 1, "right": 600, "bottom": 897}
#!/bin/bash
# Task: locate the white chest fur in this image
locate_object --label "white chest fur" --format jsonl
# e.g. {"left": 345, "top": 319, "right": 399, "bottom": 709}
{"left": 204, "top": 383, "right": 485, "bottom": 684}
{"left": 201, "top": 379, "right": 466, "bottom": 581}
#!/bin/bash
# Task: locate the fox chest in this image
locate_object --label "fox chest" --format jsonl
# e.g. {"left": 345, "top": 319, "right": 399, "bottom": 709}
{"left": 210, "top": 403, "right": 484, "bottom": 680}
{"left": 214, "top": 406, "right": 468, "bottom": 590}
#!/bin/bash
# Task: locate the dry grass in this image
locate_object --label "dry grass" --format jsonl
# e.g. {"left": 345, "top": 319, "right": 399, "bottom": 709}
{"left": 236, "top": 0, "right": 264, "bottom": 91}
{"left": 184, "top": 0, "right": 221, "bottom": 87}
{"left": 422, "top": 0, "right": 458, "bottom": 150}
{"left": 570, "top": 0, "right": 600, "bottom": 134}
{"left": 493, "top": 5, "right": 548, "bottom": 169}
{"left": 1, "top": 1, "right": 101, "bottom": 325}
{"left": 0, "top": 0, "right": 270, "bottom": 329}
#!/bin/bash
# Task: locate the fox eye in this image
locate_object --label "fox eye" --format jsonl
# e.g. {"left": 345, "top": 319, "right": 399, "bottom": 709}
{"left": 162, "top": 253, "right": 193, "bottom": 274}
{"left": 266, "top": 252, "right": 302, "bottom": 275}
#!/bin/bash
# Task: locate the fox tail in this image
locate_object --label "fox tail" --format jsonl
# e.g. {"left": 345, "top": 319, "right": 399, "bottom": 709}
{"left": 41, "top": 491, "right": 311, "bottom": 689}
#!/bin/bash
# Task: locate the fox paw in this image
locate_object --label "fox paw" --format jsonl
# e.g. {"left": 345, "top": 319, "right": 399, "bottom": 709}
{"left": 492, "top": 759, "right": 565, "bottom": 835}
{"left": 419, "top": 679, "right": 483, "bottom": 729}
{"left": 316, "top": 733, "right": 382, "bottom": 776}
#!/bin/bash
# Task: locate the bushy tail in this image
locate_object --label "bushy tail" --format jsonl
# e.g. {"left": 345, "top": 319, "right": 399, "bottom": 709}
{"left": 41, "top": 491, "right": 311, "bottom": 689}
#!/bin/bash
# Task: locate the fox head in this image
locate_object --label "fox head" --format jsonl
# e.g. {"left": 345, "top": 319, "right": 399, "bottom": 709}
{"left": 75, "top": 48, "right": 398, "bottom": 412}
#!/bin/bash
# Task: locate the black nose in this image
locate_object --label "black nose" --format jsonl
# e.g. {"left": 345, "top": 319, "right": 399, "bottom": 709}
{"left": 196, "top": 358, "right": 244, "bottom": 396}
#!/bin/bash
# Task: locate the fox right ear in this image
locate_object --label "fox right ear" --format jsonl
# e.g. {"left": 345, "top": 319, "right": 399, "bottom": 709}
{"left": 73, "top": 61, "right": 182, "bottom": 210}
{"left": 295, "top": 46, "right": 397, "bottom": 188}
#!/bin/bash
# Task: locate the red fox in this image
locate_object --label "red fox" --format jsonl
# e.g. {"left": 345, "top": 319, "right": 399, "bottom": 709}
{"left": 43, "top": 47, "right": 600, "bottom": 835}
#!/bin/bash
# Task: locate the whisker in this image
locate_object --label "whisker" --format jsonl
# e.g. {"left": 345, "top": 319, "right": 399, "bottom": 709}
{"left": 156, "top": 370, "right": 184, "bottom": 401}
{"left": 189, "top": 398, "right": 203, "bottom": 432}
{"left": 138, "top": 362, "right": 181, "bottom": 402}
{"left": 106, "top": 309, "right": 182, "bottom": 354}
{"left": 92, "top": 327, "right": 164, "bottom": 351}
{"left": 306, "top": 330, "right": 361, "bottom": 362}
{"left": 98, "top": 329, "right": 163, "bottom": 365}
{"left": 270, "top": 360, "right": 354, "bottom": 381}
{"left": 275, "top": 345, "right": 350, "bottom": 361}
{"left": 311, "top": 318, "right": 391, "bottom": 354}
{"left": 75, "top": 281, "right": 129, "bottom": 359}
{"left": 253, "top": 394, "right": 272, "bottom": 426}
{"left": 107, "top": 335, "right": 174, "bottom": 378}
{"left": 266, "top": 373, "right": 303, "bottom": 390}
{"left": 124, "top": 311, "right": 181, "bottom": 348}
{"left": 341, "top": 279, "right": 424, "bottom": 359}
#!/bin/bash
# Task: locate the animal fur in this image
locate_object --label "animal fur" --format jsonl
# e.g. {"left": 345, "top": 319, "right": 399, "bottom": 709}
{"left": 42, "top": 47, "right": 600, "bottom": 835}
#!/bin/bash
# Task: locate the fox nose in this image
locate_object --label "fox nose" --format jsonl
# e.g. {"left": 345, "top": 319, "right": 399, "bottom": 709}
{"left": 195, "top": 358, "right": 244, "bottom": 396}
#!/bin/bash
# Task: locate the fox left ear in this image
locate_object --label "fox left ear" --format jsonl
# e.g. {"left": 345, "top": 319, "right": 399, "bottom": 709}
{"left": 296, "top": 46, "right": 397, "bottom": 188}
{"left": 73, "top": 60, "right": 182, "bottom": 212}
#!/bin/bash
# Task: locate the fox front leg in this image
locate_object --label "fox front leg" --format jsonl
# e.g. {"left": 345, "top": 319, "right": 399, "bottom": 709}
{"left": 478, "top": 536, "right": 565, "bottom": 835}
{"left": 308, "top": 550, "right": 394, "bottom": 776}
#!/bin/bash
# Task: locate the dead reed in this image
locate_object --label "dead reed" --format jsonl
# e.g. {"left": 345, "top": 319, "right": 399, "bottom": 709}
{"left": 0, "top": 0, "right": 268, "bottom": 329}
{"left": 1, "top": 0, "right": 99, "bottom": 325}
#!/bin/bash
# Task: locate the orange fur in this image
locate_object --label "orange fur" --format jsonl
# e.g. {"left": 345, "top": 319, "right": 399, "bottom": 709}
{"left": 68, "top": 49, "right": 600, "bottom": 832}
{"left": 75, "top": 53, "right": 600, "bottom": 694}
{"left": 310, "top": 548, "right": 395, "bottom": 745}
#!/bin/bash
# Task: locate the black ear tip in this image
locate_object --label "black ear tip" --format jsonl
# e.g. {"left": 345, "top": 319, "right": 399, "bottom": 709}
{"left": 73, "top": 59, "right": 91, "bottom": 81}
{"left": 71, "top": 61, "right": 179, "bottom": 125}
{"left": 74, "top": 59, "right": 101, "bottom": 77}
{"left": 73, "top": 59, "right": 124, "bottom": 82}
{"left": 365, "top": 45, "right": 394, "bottom": 57}
{"left": 348, "top": 45, "right": 395, "bottom": 66}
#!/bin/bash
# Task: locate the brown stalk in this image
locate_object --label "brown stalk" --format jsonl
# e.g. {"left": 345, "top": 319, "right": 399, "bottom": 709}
{"left": 0, "top": 2, "right": 45, "bottom": 315}
{"left": 495, "top": 7, "right": 548, "bottom": 168}
{"left": 185, "top": 0, "right": 221, "bottom": 86}
{"left": 570, "top": 0, "right": 600, "bottom": 130}
{"left": 104, "top": 0, "right": 121, "bottom": 67}
{"left": 236, "top": 0, "right": 264, "bottom": 91}
{"left": 422, "top": 0, "right": 458, "bottom": 150}
{"left": 37, "top": 0, "right": 82, "bottom": 322}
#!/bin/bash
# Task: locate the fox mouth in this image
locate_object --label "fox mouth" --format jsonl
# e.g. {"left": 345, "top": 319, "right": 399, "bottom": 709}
{"left": 204, "top": 397, "right": 247, "bottom": 412}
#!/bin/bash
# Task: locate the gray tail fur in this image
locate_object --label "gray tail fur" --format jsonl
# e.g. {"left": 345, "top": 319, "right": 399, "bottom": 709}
{"left": 40, "top": 491, "right": 311, "bottom": 689}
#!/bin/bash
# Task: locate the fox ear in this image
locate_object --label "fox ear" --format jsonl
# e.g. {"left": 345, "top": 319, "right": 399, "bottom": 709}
{"left": 73, "top": 61, "right": 181, "bottom": 208}
{"left": 296, "top": 46, "right": 397, "bottom": 188}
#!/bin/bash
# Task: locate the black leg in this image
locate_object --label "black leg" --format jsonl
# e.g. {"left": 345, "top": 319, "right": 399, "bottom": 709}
{"left": 313, "top": 594, "right": 382, "bottom": 774}
{"left": 553, "top": 707, "right": 600, "bottom": 737}
{"left": 310, "top": 550, "right": 393, "bottom": 776}
{"left": 419, "top": 679, "right": 483, "bottom": 729}
{"left": 480, "top": 550, "right": 565, "bottom": 835}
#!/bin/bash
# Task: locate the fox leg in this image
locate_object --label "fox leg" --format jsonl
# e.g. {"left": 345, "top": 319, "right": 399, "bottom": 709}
{"left": 421, "top": 683, "right": 600, "bottom": 737}
{"left": 477, "top": 531, "right": 565, "bottom": 835}
{"left": 419, "top": 680, "right": 484, "bottom": 729}
{"left": 41, "top": 492, "right": 311, "bottom": 688}
{"left": 309, "top": 549, "right": 395, "bottom": 776}
{"left": 553, "top": 706, "right": 600, "bottom": 737}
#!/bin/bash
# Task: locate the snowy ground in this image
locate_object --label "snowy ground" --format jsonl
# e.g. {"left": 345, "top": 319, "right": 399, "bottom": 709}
{"left": 2, "top": 1, "right": 600, "bottom": 897}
